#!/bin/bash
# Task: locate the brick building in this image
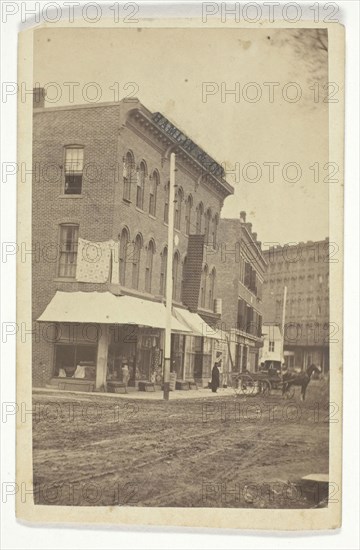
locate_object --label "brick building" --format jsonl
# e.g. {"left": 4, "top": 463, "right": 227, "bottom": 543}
{"left": 262, "top": 239, "right": 330, "bottom": 372}
{"left": 32, "top": 93, "right": 234, "bottom": 390}
{"left": 210, "top": 211, "right": 267, "bottom": 374}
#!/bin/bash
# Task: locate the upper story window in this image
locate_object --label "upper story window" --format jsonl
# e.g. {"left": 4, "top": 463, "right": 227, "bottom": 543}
{"left": 58, "top": 224, "right": 79, "bottom": 277}
{"left": 196, "top": 202, "right": 204, "bottom": 234}
{"left": 64, "top": 146, "right": 84, "bottom": 195}
{"left": 204, "top": 208, "right": 212, "bottom": 244}
{"left": 164, "top": 182, "right": 170, "bottom": 224}
{"left": 172, "top": 251, "right": 180, "bottom": 300}
{"left": 119, "top": 227, "right": 130, "bottom": 286}
{"left": 212, "top": 214, "right": 219, "bottom": 249}
{"left": 145, "top": 239, "right": 155, "bottom": 293}
{"left": 149, "top": 171, "right": 159, "bottom": 217}
{"left": 131, "top": 233, "right": 143, "bottom": 290}
{"left": 199, "top": 264, "right": 208, "bottom": 308}
{"left": 174, "top": 187, "right": 183, "bottom": 231}
{"left": 244, "top": 262, "right": 251, "bottom": 288}
{"left": 208, "top": 267, "right": 216, "bottom": 310}
{"left": 136, "top": 161, "right": 146, "bottom": 210}
{"left": 160, "top": 246, "right": 168, "bottom": 296}
{"left": 181, "top": 255, "right": 187, "bottom": 302}
{"left": 185, "top": 195, "right": 193, "bottom": 235}
{"left": 123, "top": 151, "right": 135, "bottom": 202}
{"left": 268, "top": 341, "right": 275, "bottom": 352}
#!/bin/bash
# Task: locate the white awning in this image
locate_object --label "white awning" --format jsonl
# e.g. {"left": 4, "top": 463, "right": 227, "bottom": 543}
{"left": 37, "top": 291, "right": 191, "bottom": 333}
{"left": 173, "top": 307, "right": 224, "bottom": 340}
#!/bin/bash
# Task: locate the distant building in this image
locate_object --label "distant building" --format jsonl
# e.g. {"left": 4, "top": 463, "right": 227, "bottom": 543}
{"left": 260, "top": 325, "right": 284, "bottom": 365}
{"left": 211, "top": 211, "right": 267, "bottom": 374}
{"left": 262, "top": 239, "right": 330, "bottom": 372}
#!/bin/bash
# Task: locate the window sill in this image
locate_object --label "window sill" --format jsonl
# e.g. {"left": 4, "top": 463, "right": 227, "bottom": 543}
{"left": 135, "top": 207, "right": 145, "bottom": 214}
{"left": 58, "top": 194, "right": 83, "bottom": 199}
{"left": 54, "top": 277, "right": 77, "bottom": 282}
{"left": 149, "top": 214, "right": 157, "bottom": 221}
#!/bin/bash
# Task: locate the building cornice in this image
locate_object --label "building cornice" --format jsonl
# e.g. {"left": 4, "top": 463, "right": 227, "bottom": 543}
{"left": 126, "top": 108, "right": 234, "bottom": 200}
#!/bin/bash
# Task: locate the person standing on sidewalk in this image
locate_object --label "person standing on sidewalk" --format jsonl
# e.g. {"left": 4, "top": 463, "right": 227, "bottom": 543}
{"left": 121, "top": 358, "right": 130, "bottom": 393}
{"left": 210, "top": 361, "right": 220, "bottom": 393}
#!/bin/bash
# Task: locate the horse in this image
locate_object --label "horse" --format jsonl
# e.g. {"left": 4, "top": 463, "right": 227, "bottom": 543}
{"left": 282, "top": 364, "right": 321, "bottom": 401}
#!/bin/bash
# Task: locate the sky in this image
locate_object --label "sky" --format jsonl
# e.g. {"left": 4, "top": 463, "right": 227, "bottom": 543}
{"left": 34, "top": 27, "right": 329, "bottom": 245}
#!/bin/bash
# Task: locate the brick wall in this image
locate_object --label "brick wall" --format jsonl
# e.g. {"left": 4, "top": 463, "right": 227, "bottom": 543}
{"left": 211, "top": 218, "right": 266, "bottom": 333}
{"left": 32, "top": 100, "right": 231, "bottom": 385}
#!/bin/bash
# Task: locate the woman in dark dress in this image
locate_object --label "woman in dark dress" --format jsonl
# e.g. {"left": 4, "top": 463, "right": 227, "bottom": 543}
{"left": 211, "top": 361, "right": 220, "bottom": 393}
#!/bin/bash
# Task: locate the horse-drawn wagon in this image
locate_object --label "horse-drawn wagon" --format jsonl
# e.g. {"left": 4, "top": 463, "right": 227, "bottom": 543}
{"left": 232, "top": 363, "right": 321, "bottom": 400}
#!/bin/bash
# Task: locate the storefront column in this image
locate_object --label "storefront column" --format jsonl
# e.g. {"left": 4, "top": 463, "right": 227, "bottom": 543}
{"left": 96, "top": 324, "right": 110, "bottom": 390}
{"left": 159, "top": 329, "right": 165, "bottom": 383}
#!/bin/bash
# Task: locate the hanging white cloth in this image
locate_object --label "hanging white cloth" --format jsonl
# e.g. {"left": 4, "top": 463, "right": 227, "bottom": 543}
{"left": 73, "top": 365, "right": 86, "bottom": 379}
{"left": 76, "top": 238, "right": 117, "bottom": 283}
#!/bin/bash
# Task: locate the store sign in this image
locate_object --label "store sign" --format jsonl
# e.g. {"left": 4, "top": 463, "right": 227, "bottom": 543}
{"left": 152, "top": 112, "right": 225, "bottom": 178}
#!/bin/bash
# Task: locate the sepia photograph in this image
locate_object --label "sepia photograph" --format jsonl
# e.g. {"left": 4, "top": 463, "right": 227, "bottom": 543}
{"left": 12, "top": 13, "right": 346, "bottom": 533}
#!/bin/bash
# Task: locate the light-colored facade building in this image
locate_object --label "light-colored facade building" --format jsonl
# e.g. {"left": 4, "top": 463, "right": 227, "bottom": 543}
{"left": 262, "top": 239, "right": 330, "bottom": 372}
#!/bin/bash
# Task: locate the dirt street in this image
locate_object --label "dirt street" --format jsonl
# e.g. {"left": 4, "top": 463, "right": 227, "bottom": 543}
{"left": 32, "top": 381, "right": 331, "bottom": 508}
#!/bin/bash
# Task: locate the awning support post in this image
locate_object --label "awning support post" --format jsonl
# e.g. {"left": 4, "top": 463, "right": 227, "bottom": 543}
{"left": 95, "top": 324, "right": 109, "bottom": 391}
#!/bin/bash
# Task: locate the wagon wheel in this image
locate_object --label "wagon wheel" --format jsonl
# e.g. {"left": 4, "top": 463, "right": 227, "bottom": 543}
{"left": 261, "top": 379, "right": 271, "bottom": 396}
{"left": 234, "top": 374, "right": 257, "bottom": 397}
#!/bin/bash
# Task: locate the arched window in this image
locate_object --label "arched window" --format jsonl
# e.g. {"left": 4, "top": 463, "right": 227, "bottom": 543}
{"left": 149, "top": 171, "right": 159, "bottom": 217}
{"left": 145, "top": 239, "right": 155, "bottom": 293}
{"left": 119, "top": 227, "right": 130, "bottom": 286}
{"left": 164, "top": 182, "right": 170, "bottom": 223}
{"left": 174, "top": 187, "right": 183, "bottom": 231}
{"left": 200, "top": 264, "right": 208, "bottom": 308}
{"left": 131, "top": 233, "right": 142, "bottom": 289}
{"left": 181, "top": 255, "right": 187, "bottom": 302}
{"left": 212, "top": 214, "right": 219, "bottom": 248}
{"left": 204, "top": 208, "right": 212, "bottom": 244}
{"left": 136, "top": 161, "right": 146, "bottom": 209}
{"left": 185, "top": 195, "right": 193, "bottom": 235}
{"left": 172, "top": 251, "right": 180, "bottom": 300}
{"left": 196, "top": 202, "right": 203, "bottom": 234}
{"left": 123, "top": 151, "right": 135, "bottom": 201}
{"left": 160, "top": 246, "right": 168, "bottom": 296}
{"left": 208, "top": 268, "right": 216, "bottom": 310}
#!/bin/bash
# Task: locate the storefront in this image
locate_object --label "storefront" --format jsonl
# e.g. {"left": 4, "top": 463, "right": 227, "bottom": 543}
{"left": 38, "top": 291, "right": 191, "bottom": 391}
{"left": 173, "top": 308, "right": 230, "bottom": 387}
{"left": 228, "top": 329, "right": 263, "bottom": 375}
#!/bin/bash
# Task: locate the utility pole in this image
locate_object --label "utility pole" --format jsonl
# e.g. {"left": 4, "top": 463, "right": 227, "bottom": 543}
{"left": 281, "top": 285, "right": 287, "bottom": 364}
{"left": 163, "top": 152, "right": 176, "bottom": 400}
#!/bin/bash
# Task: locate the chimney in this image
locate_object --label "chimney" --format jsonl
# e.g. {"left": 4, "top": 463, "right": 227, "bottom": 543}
{"left": 240, "top": 211, "right": 246, "bottom": 222}
{"left": 252, "top": 232, "right": 257, "bottom": 242}
{"left": 33, "top": 87, "right": 46, "bottom": 109}
{"left": 246, "top": 222, "right": 252, "bottom": 233}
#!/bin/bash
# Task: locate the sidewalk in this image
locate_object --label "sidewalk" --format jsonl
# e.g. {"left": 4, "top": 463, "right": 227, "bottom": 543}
{"left": 33, "top": 386, "right": 237, "bottom": 401}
